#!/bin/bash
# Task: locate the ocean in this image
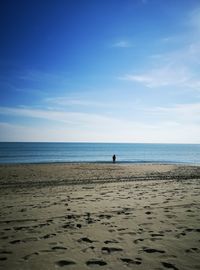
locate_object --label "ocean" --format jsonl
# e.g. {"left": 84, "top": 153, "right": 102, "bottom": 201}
{"left": 0, "top": 142, "right": 200, "bottom": 164}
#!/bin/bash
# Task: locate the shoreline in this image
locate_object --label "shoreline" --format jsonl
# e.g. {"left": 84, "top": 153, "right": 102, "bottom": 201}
{"left": 0, "top": 163, "right": 200, "bottom": 189}
{"left": 1, "top": 161, "right": 200, "bottom": 165}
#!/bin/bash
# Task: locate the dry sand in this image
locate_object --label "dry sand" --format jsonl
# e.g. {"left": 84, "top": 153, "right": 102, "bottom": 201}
{"left": 0, "top": 163, "right": 200, "bottom": 270}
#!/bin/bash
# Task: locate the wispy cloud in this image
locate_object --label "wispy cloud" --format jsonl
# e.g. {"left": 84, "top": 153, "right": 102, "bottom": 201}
{"left": 189, "top": 8, "right": 200, "bottom": 31}
{"left": 46, "top": 97, "right": 105, "bottom": 107}
{"left": 0, "top": 106, "right": 130, "bottom": 128}
{"left": 141, "top": 0, "right": 148, "bottom": 4}
{"left": 120, "top": 7, "right": 200, "bottom": 89}
{"left": 120, "top": 65, "right": 195, "bottom": 88}
{"left": 0, "top": 106, "right": 156, "bottom": 142}
{"left": 0, "top": 104, "right": 200, "bottom": 143}
{"left": 120, "top": 47, "right": 200, "bottom": 89}
{"left": 148, "top": 103, "right": 200, "bottom": 123}
{"left": 0, "top": 66, "right": 71, "bottom": 97}
{"left": 112, "top": 40, "right": 132, "bottom": 48}
{"left": 45, "top": 96, "right": 121, "bottom": 109}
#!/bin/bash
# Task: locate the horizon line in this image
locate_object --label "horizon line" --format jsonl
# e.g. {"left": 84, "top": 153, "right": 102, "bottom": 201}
{"left": 0, "top": 141, "right": 199, "bottom": 145}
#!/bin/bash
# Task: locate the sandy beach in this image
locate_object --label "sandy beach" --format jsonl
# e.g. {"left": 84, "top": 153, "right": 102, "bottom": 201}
{"left": 0, "top": 163, "right": 200, "bottom": 270}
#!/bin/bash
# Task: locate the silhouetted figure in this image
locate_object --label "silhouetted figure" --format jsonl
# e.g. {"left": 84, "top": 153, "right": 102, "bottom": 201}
{"left": 112, "top": 154, "right": 116, "bottom": 163}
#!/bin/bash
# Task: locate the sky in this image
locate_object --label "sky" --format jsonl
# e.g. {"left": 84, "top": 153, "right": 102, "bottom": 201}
{"left": 0, "top": 0, "right": 200, "bottom": 143}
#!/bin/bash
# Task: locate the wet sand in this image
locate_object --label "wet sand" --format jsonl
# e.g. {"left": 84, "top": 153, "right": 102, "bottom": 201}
{"left": 0, "top": 163, "right": 200, "bottom": 270}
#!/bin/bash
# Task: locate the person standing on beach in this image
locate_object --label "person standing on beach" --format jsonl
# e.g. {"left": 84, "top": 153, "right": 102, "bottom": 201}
{"left": 112, "top": 154, "right": 116, "bottom": 163}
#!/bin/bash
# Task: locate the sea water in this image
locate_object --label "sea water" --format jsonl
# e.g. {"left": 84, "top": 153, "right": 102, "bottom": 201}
{"left": 0, "top": 142, "right": 200, "bottom": 164}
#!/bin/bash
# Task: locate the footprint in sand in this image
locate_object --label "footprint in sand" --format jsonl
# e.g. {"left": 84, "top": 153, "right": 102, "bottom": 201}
{"left": 151, "top": 233, "right": 164, "bottom": 237}
{"left": 41, "top": 233, "right": 56, "bottom": 239}
{"left": 55, "top": 260, "right": 76, "bottom": 267}
{"left": 104, "top": 240, "right": 119, "bottom": 244}
{"left": 51, "top": 246, "right": 67, "bottom": 251}
{"left": 142, "top": 247, "right": 165, "bottom": 253}
{"left": 133, "top": 238, "right": 144, "bottom": 244}
{"left": 9, "top": 240, "right": 21, "bottom": 244}
{"left": 161, "top": 262, "right": 179, "bottom": 270}
{"left": 98, "top": 214, "right": 112, "bottom": 219}
{"left": 121, "top": 258, "right": 142, "bottom": 265}
{"left": 78, "top": 237, "right": 95, "bottom": 243}
{"left": 0, "top": 251, "right": 12, "bottom": 255}
{"left": 86, "top": 259, "right": 107, "bottom": 266}
{"left": 23, "top": 252, "right": 39, "bottom": 261}
{"left": 185, "top": 247, "right": 199, "bottom": 253}
{"left": 0, "top": 257, "right": 7, "bottom": 261}
{"left": 101, "top": 247, "right": 123, "bottom": 254}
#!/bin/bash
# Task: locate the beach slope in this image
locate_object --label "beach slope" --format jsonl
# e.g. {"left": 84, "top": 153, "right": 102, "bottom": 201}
{"left": 0, "top": 163, "right": 200, "bottom": 270}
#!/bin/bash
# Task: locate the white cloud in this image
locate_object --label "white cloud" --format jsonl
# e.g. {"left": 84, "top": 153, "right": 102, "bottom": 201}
{"left": 1, "top": 119, "right": 199, "bottom": 143}
{"left": 0, "top": 105, "right": 199, "bottom": 143}
{"left": 0, "top": 107, "right": 155, "bottom": 142}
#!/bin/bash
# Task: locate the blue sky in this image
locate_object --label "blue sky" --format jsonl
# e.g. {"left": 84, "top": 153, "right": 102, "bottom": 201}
{"left": 0, "top": 0, "right": 200, "bottom": 143}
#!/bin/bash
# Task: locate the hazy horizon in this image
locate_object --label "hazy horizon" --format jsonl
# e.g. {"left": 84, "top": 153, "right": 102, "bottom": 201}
{"left": 0, "top": 141, "right": 199, "bottom": 145}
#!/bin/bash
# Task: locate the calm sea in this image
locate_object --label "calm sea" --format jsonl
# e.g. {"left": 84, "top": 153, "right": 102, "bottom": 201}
{"left": 0, "top": 142, "right": 200, "bottom": 164}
